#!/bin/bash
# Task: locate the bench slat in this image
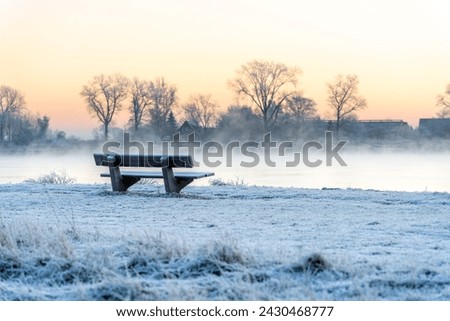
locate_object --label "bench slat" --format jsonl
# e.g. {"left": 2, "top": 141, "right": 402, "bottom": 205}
{"left": 100, "top": 171, "right": 214, "bottom": 179}
{"left": 93, "top": 154, "right": 193, "bottom": 168}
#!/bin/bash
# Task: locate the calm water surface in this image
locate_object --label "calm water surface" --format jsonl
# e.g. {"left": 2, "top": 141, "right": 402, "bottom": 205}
{"left": 0, "top": 150, "right": 448, "bottom": 192}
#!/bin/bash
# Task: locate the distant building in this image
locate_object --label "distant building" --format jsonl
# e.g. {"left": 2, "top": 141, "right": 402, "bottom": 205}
{"left": 419, "top": 118, "right": 450, "bottom": 138}
{"left": 177, "top": 121, "right": 201, "bottom": 138}
{"left": 176, "top": 121, "right": 215, "bottom": 140}
{"left": 325, "top": 119, "right": 412, "bottom": 140}
{"left": 353, "top": 120, "right": 412, "bottom": 139}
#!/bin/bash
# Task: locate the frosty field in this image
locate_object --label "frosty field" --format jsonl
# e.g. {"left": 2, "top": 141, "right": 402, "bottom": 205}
{"left": 0, "top": 182, "right": 450, "bottom": 300}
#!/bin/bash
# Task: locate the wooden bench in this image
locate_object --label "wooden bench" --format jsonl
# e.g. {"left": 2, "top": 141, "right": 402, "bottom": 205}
{"left": 93, "top": 154, "right": 214, "bottom": 193}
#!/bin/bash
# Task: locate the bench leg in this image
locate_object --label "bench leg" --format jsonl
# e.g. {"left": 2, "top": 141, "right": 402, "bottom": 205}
{"left": 162, "top": 167, "right": 177, "bottom": 193}
{"left": 175, "top": 178, "right": 194, "bottom": 193}
{"left": 122, "top": 176, "right": 141, "bottom": 190}
{"left": 162, "top": 167, "right": 194, "bottom": 193}
{"left": 109, "top": 166, "right": 140, "bottom": 192}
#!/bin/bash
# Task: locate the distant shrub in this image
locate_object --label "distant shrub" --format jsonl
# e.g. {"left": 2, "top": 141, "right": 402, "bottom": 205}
{"left": 209, "top": 178, "right": 228, "bottom": 186}
{"left": 136, "top": 178, "right": 158, "bottom": 185}
{"left": 285, "top": 253, "right": 331, "bottom": 275}
{"left": 26, "top": 170, "right": 76, "bottom": 185}
{"left": 209, "top": 176, "right": 247, "bottom": 187}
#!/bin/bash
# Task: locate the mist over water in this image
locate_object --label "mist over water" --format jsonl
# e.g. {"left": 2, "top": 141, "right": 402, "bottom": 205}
{"left": 0, "top": 147, "right": 448, "bottom": 192}
{"left": 202, "top": 149, "right": 450, "bottom": 192}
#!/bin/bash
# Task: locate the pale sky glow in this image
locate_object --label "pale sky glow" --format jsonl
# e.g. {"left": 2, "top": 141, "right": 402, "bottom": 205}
{"left": 1, "top": 0, "right": 449, "bottom": 137}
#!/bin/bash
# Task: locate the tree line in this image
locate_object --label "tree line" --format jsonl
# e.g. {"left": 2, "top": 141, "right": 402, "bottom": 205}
{"left": 2, "top": 59, "right": 449, "bottom": 144}
{"left": 80, "top": 60, "right": 370, "bottom": 140}
{"left": 0, "top": 86, "right": 52, "bottom": 146}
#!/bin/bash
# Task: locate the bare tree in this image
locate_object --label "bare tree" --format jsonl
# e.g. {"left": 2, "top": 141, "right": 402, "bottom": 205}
{"left": 80, "top": 74, "right": 129, "bottom": 140}
{"left": 9, "top": 113, "right": 35, "bottom": 145}
{"left": 229, "top": 60, "right": 301, "bottom": 131}
{"left": 36, "top": 115, "right": 50, "bottom": 140}
{"left": 0, "top": 85, "right": 26, "bottom": 141}
{"left": 148, "top": 78, "right": 178, "bottom": 136}
{"left": 129, "top": 78, "right": 151, "bottom": 132}
{"left": 326, "top": 74, "right": 367, "bottom": 137}
{"left": 436, "top": 84, "right": 450, "bottom": 117}
{"left": 285, "top": 94, "right": 318, "bottom": 122}
{"left": 183, "top": 94, "right": 218, "bottom": 130}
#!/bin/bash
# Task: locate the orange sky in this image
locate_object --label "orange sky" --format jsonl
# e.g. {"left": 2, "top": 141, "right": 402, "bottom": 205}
{"left": 1, "top": 0, "right": 449, "bottom": 138}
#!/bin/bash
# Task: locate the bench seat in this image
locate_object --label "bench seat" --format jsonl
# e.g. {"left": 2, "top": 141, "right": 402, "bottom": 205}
{"left": 100, "top": 171, "right": 214, "bottom": 179}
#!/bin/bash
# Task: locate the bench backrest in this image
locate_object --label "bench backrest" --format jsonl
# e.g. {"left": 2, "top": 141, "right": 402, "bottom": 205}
{"left": 93, "top": 154, "right": 193, "bottom": 168}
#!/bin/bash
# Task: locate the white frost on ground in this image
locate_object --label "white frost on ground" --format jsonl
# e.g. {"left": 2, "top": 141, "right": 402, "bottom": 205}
{"left": 0, "top": 183, "right": 450, "bottom": 300}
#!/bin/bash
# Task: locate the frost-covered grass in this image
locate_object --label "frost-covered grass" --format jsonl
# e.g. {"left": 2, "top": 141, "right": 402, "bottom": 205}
{"left": 24, "top": 170, "right": 76, "bottom": 185}
{"left": 209, "top": 176, "right": 247, "bottom": 187}
{"left": 0, "top": 183, "right": 450, "bottom": 300}
{"left": 0, "top": 223, "right": 333, "bottom": 300}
